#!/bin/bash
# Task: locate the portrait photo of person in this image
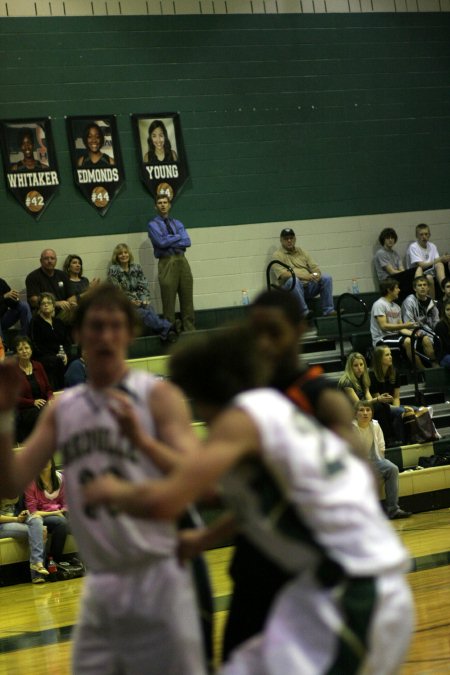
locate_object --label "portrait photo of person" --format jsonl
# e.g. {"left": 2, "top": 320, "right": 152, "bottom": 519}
{"left": 132, "top": 112, "right": 188, "bottom": 201}
{"left": 9, "top": 127, "right": 48, "bottom": 172}
{"left": 76, "top": 121, "right": 115, "bottom": 168}
{"left": 141, "top": 118, "right": 178, "bottom": 165}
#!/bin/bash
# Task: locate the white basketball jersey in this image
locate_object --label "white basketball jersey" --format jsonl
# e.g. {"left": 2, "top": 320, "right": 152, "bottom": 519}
{"left": 222, "top": 389, "right": 409, "bottom": 578}
{"left": 54, "top": 369, "right": 177, "bottom": 572}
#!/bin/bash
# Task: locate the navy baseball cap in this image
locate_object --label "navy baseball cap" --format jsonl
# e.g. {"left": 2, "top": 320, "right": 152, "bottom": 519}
{"left": 280, "top": 228, "right": 295, "bottom": 238}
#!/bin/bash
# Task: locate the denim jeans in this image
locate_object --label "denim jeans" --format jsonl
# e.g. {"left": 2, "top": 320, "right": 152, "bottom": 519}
{"left": 440, "top": 354, "right": 450, "bottom": 369}
{"left": 372, "top": 457, "right": 400, "bottom": 516}
{"left": 0, "top": 515, "right": 45, "bottom": 564}
{"left": 0, "top": 300, "right": 32, "bottom": 340}
{"left": 136, "top": 307, "right": 173, "bottom": 338}
{"left": 282, "top": 274, "right": 334, "bottom": 316}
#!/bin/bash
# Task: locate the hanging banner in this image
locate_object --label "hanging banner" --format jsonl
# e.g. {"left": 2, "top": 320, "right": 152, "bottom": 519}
{"left": 66, "top": 115, "right": 125, "bottom": 216}
{"left": 0, "top": 117, "right": 60, "bottom": 219}
{"left": 131, "top": 113, "right": 188, "bottom": 201}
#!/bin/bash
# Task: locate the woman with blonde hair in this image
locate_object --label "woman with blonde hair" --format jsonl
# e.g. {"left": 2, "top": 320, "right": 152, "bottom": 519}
{"left": 339, "top": 352, "right": 397, "bottom": 445}
{"left": 108, "top": 243, "right": 176, "bottom": 342}
{"left": 338, "top": 352, "right": 372, "bottom": 404}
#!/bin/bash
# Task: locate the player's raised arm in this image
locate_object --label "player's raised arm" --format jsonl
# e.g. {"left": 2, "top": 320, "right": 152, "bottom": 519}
{"left": 83, "top": 406, "right": 260, "bottom": 519}
{"left": 0, "top": 360, "right": 56, "bottom": 497}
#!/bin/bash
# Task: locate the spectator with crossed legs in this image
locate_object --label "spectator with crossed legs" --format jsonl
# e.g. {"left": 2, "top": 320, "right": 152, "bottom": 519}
{"left": 353, "top": 401, "right": 411, "bottom": 520}
{"left": 108, "top": 243, "right": 177, "bottom": 342}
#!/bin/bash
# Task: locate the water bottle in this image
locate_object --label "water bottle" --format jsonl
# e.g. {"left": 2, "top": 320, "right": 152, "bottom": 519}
{"left": 47, "top": 557, "right": 57, "bottom": 574}
{"left": 57, "top": 345, "right": 65, "bottom": 360}
{"left": 351, "top": 279, "right": 360, "bottom": 295}
{"left": 241, "top": 290, "right": 250, "bottom": 306}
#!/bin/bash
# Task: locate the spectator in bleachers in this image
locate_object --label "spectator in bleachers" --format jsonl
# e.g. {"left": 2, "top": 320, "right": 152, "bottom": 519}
{"left": 338, "top": 352, "right": 372, "bottom": 404}
{"left": 369, "top": 346, "right": 416, "bottom": 445}
{"left": 108, "top": 243, "right": 177, "bottom": 342}
{"left": 370, "top": 277, "right": 418, "bottom": 366}
{"left": 25, "top": 458, "right": 70, "bottom": 565}
{"left": 25, "top": 249, "right": 76, "bottom": 322}
{"left": 270, "top": 228, "right": 335, "bottom": 319}
{"left": 373, "top": 228, "right": 419, "bottom": 303}
{"left": 64, "top": 349, "right": 87, "bottom": 388}
{"left": 29, "top": 293, "right": 70, "bottom": 390}
{"left": 0, "top": 496, "right": 48, "bottom": 583}
{"left": 434, "top": 298, "right": 450, "bottom": 370}
{"left": 339, "top": 351, "right": 398, "bottom": 446}
{"left": 401, "top": 276, "right": 439, "bottom": 366}
{"left": 353, "top": 401, "right": 411, "bottom": 520}
{"left": 406, "top": 223, "right": 450, "bottom": 299}
{"left": 438, "top": 277, "right": 450, "bottom": 314}
{"left": 0, "top": 277, "right": 31, "bottom": 346}
{"left": 14, "top": 336, "right": 53, "bottom": 443}
{"left": 63, "top": 254, "right": 101, "bottom": 302}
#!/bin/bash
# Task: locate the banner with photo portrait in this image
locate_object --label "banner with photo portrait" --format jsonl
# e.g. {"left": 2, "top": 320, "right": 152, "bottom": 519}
{"left": 131, "top": 113, "right": 188, "bottom": 202}
{"left": 0, "top": 118, "right": 60, "bottom": 219}
{"left": 66, "top": 115, "right": 125, "bottom": 216}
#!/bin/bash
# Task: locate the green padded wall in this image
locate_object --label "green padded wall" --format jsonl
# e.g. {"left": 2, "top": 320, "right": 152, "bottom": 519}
{"left": 0, "top": 13, "right": 449, "bottom": 243}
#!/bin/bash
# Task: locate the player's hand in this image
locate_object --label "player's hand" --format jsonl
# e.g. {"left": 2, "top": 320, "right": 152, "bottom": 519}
{"left": 106, "top": 389, "right": 144, "bottom": 446}
{"left": 177, "top": 528, "right": 208, "bottom": 564}
{"left": 55, "top": 300, "right": 72, "bottom": 311}
{"left": 0, "top": 359, "right": 22, "bottom": 411}
{"left": 83, "top": 472, "right": 126, "bottom": 508}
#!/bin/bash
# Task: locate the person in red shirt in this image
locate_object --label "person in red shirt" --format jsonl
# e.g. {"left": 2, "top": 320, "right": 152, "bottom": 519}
{"left": 14, "top": 336, "right": 53, "bottom": 443}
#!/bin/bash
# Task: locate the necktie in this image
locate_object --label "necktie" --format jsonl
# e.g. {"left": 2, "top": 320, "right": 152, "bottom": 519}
{"left": 164, "top": 218, "right": 174, "bottom": 235}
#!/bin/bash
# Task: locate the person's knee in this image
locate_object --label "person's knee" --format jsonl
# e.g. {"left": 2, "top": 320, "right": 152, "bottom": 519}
{"left": 386, "top": 461, "right": 399, "bottom": 478}
{"left": 320, "top": 274, "right": 332, "bottom": 288}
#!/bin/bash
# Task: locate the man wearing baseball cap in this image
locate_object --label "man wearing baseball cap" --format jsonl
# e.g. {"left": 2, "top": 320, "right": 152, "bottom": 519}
{"left": 270, "top": 228, "right": 335, "bottom": 318}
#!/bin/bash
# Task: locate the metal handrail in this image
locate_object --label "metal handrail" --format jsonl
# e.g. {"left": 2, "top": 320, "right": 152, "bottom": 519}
{"left": 410, "top": 325, "right": 440, "bottom": 406}
{"left": 266, "top": 260, "right": 296, "bottom": 292}
{"left": 336, "top": 293, "right": 369, "bottom": 366}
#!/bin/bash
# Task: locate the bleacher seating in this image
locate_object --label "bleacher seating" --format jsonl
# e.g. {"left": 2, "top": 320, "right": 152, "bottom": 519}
{"left": 2, "top": 291, "right": 449, "bottom": 583}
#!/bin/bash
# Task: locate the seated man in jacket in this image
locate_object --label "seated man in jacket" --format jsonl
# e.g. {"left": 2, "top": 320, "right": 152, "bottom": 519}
{"left": 270, "top": 228, "right": 335, "bottom": 319}
{"left": 401, "top": 276, "right": 439, "bottom": 366}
